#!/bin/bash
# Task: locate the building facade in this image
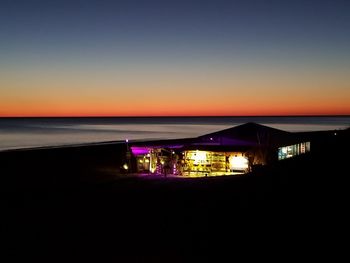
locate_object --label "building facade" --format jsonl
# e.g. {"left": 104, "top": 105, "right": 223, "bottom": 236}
{"left": 128, "top": 123, "right": 310, "bottom": 177}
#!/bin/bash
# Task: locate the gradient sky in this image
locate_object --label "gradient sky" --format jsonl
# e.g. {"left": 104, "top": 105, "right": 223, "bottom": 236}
{"left": 1, "top": 0, "right": 350, "bottom": 116}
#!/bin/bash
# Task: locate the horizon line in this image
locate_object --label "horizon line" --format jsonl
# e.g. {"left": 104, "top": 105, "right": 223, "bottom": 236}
{"left": 1, "top": 114, "right": 350, "bottom": 118}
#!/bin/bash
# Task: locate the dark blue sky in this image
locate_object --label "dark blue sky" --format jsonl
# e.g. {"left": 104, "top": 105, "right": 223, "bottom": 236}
{"left": 2, "top": 0, "right": 350, "bottom": 56}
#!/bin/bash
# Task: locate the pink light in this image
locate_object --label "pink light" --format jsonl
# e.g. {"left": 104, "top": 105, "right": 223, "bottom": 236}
{"left": 130, "top": 146, "right": 150, "bottom": 155}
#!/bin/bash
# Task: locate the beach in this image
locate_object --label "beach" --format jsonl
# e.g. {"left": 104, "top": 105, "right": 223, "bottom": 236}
{"left": 1, "top": 128, "right": 349, "bottom": 261}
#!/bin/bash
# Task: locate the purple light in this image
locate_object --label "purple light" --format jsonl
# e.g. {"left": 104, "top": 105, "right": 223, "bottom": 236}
{"left": 130, "top": 146, "right": 150, "bottom": 155}
{"left": 131, "top": 144, "right": 184, "bottom": 156}
{"left": 157, "top": 144, "right": 183, "bottom": 149}
{"left": 126, "top": 139, "right": 129, "bottom": 143}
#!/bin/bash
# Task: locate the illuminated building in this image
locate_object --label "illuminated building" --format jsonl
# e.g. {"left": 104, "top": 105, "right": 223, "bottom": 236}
{"left": 129, "top": 123, "right": 310, "bottom": 177}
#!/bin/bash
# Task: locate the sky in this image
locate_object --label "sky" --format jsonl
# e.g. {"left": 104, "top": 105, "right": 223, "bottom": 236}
{"left": 0, "top": 0, "right": 349, "bottom": 116}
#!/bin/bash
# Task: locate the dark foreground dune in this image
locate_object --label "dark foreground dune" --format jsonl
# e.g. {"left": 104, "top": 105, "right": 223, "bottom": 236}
{"left": 1, "top": 129, "right": 349, "bottom": 261}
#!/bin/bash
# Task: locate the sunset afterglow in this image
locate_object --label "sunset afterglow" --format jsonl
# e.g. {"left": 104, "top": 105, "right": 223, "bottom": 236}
{"left": 1, "top": 0, "right": 349, "bottom": 117}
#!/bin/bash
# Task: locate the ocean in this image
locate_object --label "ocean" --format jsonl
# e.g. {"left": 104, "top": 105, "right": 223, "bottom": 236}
{"left": 0, "top": 116, "right": 349, "bottom": 151}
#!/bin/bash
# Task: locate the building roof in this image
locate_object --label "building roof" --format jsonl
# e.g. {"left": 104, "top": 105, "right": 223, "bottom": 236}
{"left": 130, "top": 123, "right": 304, "bottom": 155}
{"left": 198, "top": 122, "right": 294, "bottom": 147}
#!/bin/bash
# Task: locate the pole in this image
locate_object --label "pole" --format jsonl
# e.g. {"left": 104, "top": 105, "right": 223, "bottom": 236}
{"left": 126, "top": 139, "right": 131, "bottom": 174}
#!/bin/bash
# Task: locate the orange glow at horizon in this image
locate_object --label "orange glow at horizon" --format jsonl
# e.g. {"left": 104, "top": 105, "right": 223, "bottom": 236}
{"left": 1, "top": 100, "right": 349, "bottom": 117}
{"left": 1, "top": 64, "right": 350, "bottom": 117}
{"left": 1, "top": 84, "right": 350, "bottom": 117}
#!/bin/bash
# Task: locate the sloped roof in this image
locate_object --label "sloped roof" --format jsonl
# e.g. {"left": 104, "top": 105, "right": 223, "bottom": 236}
{"left": 130, "top": 123, "right": 302, "bottom": 154}
{"left": 198, "top": 122, "right": 293, "bottom": 146}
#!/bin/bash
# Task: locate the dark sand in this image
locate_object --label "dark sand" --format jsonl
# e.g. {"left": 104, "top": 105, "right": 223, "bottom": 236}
{"left": 1, "top": 129, "right": 349, "bottom": 261}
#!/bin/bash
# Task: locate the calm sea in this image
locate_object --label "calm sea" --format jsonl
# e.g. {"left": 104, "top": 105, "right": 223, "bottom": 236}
{"left": 0, "top": 116, "right": 349, "bottom": 151}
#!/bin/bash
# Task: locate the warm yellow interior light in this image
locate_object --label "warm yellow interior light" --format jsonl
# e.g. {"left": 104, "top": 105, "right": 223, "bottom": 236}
{"left": 229, "top": 156, "right": 248, "bottom": 170}
{"left": 193, "top": 150, "right": 207, "bottom": 164}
